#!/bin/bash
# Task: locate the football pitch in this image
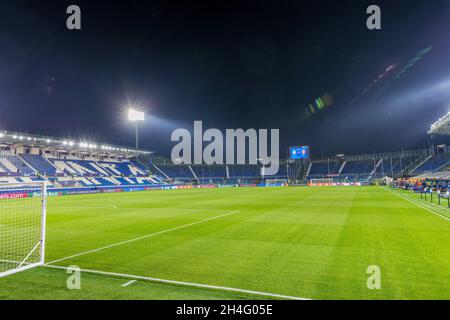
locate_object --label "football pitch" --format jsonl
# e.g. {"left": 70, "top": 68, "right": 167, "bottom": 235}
{"left": 1, "top": 186, "right": 449, "bottom": 300}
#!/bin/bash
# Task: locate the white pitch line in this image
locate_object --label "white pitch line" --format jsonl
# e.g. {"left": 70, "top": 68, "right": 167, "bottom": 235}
{"left": 44, "top": 264, "right": 310, "bottom": 300}
{"left": 61, "top": 204, "right": 118, "bottom": 209}
{"left": 47, "top": 210, "right": 240, "bottom": 265}
{"left": 121, "top": 280, "right": 137, "bottom": 287}
{"left": 386, "top": 189, "right": 450, "bottom": 222}
{"left": 111, "top": 207, "right": 234, "bottom": 212}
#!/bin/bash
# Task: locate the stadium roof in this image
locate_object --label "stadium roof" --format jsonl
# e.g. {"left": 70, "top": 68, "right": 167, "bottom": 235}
{"left": 428, "top": 112, "right": 450, "bottom": 135}
{"left": 0, "top": 130, "right": 152, "bottom": 156}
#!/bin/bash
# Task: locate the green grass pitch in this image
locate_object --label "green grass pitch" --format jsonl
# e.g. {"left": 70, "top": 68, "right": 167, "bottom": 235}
{"left": 1, "top": 186, "right": 449, "bottom": 300}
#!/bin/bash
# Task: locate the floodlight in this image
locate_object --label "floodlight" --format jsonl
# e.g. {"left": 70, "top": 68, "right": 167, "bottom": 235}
{"left": 127, "top": 108, "right": 145, "bottom": 149}
{"left": 128, "top": 108, "right": 145, "bottom": 121}
{"left": 428, "top": 111, "right": 450, "bottom": 135}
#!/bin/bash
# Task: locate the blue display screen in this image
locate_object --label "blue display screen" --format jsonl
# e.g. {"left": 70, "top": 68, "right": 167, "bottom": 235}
{"left": 290, "top": 146, "right": 309, "bottom": 159}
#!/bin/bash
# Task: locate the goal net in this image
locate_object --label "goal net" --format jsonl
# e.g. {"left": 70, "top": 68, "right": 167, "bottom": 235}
{"left": 265, "top": 178, "right": 288, "bottom": 186}
{"left": 0, "top": 182, "right": 47, "bottom": 278}
{"left": 309, "top": 178, "right": 334, "bottom": 186}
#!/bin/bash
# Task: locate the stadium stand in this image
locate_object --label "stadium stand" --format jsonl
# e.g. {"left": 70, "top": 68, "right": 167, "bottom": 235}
{"left": 1, "top": 152, "right": 163, "bottom": 187}
{"left": 228, "top": 164, "right": 260, "bottom": 179}
{"left": 0, "top": 154, "right": 35, "bottom": 176}
{"left": 190, "top": 165, "right": 227, "bottom": 183}
{"left": 21, "top": 154, "right": 57, "bottom": 176}
{"left": 0, "top": 130, "right": 442, "bottom": 187}
{"left": 153, "top": 163, "right": 287, "bottom": 183}
{"left": 412, "top": 154, "right": 450, "bottom": 174}
{"left": 130, "top": 157, "right": 149, "bottom": 173}
{"left": 48, "top": 158, "right": 148, "bottom": 177}
{"left": 273, "top": 164, "right": 288, "bottom": 180}
{"left": 308, "top": 160, "right": 342, "bottom": 177}
{"left": 340, "top": 160, "right": 375, "bottom": 180}
{"left": 154, "top": 164, "right": 194, "bottom": 182}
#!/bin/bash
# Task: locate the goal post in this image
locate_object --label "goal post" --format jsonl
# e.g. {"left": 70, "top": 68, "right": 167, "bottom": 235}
{"left": 309, "top": 178, "right": 334, "bottom": 186}
{"left": 0, "top": 181, "right": 47, "bottom": 278}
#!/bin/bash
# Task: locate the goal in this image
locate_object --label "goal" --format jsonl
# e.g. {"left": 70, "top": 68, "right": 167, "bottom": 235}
{"left": 309, "top": 178, "right": 334, "bottom": 186}
{"left": 265, "top": 178, "right": 288, "bottom": 186}
{"left": 0, "top": 182, "right": 47, "bottom": 278}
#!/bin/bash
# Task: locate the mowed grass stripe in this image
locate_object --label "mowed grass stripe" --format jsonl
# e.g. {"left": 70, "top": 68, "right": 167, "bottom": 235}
{"left": 47, "top": 210, "right": 239, "bottom": 264}
{"left": 386, "top": 187, "right": 450, "bottom": 221}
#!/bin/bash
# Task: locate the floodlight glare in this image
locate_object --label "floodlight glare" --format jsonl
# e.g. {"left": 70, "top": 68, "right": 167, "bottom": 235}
{"left": 128, "top": 108, "right": 145, "bottom": 122}
{"left": 127, "top": 107, "right": 145, "bottom": 149}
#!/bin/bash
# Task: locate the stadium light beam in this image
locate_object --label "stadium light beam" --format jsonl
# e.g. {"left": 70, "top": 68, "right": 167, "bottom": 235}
{"left": 128, "top": 108, "right": 145, "bottom": 149}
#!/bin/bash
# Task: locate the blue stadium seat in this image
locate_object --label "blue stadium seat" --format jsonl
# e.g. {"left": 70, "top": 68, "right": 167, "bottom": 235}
{"left": 414, "top": 154, "right": 450, "bottom": 173}
{"left": 22, "top": 154, "right": 56, "bottom": 176}
{"left": 0, "top": 154, "right": 35, "bottom": 176}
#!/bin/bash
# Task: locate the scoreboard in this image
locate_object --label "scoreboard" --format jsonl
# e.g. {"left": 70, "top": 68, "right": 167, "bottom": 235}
{"left": 289, "top": 146, "right": 309, "bottom": 160}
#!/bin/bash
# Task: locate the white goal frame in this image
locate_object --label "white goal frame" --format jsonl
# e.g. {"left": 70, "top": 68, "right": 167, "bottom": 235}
{"left": 266, "top": 178, "right": 288, "bottom": 185}
{"left": 309, "top": 178, "right": 334, "bottom": 186}
{"left": 0, "top": 181, "right": 47, "bottom": 278}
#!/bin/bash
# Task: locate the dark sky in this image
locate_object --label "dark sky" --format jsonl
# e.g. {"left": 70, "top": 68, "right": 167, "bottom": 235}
{"left": 1, "top": 0, "right": 450, "bottom": 158}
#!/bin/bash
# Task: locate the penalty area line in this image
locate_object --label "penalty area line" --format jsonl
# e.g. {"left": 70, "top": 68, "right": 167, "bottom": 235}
{"left": 47, "top": 210, "right": 240, "bottom": 265}
{"left": 61, "top": 204, "right": 118, "bottom": 209}
{"left": 43, "top": 264, "right": 311, "bottom": 300}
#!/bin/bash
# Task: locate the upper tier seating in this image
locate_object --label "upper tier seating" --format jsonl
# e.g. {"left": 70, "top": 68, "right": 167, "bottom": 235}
{"left": 157, "top": 163, "right": 276, "bottom": 182}
{"left": 130, "top": 158, "right": 149, "bottom": 172}
{"left": 375, "top": 158, "right": 401, "bottom": 177}
{"left": 308, "top": 162, "right": 329, "bottom": 176}
{"left": 308, "top": 160, "right": 342, "bottom": 177}
{"left": 272, "top": 164, "right": 288, "bottom": 179}
{"left": 49, "top": 158, "right": 147, "bottom": 177}
{"left": 21, "top": 154, "right": 56, "bottom": 176}
{"left": 228, "top": 164, "right": 260, "bottom": 178}
{"left": 0, "top": 153, "right": 166, "bottom": 187}
{"left": 156, "top": 164, "right": 194, "bottom": 180}
{"left": 341, "top": 160, "right": 374, "bottom": 176}
{"left": 413, "top": 154, "right": 450, "bottom": 174}
{"left": 0, "top": 154, "right": 35, "bottom": 176}
{"left": 191, "top": 165, "right": 226, "bottom": 183}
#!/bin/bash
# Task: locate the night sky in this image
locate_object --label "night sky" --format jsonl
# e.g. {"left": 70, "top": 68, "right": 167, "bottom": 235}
{"left": 1, "top": 0, "right": 450, "bottom": 158}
